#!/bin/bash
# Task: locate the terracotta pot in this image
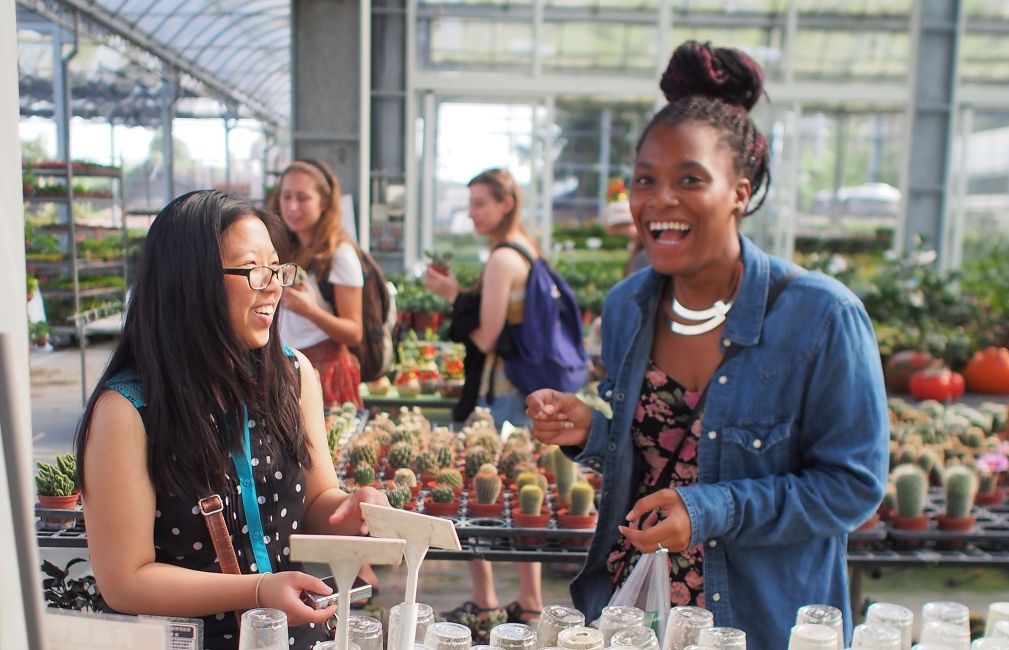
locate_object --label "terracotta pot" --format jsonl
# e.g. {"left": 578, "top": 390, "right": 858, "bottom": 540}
{"left": 936, "top": 514, "right": 976, "bottom": 531}
{"left": 557, "top": 511, "right": 598, "bottom": 530}
{"left": 890, "top": 514, "right": 929, "bottom": 531}
{"left": 512, "top": 511, "right": 551, "bottom": 547}
{"left": 38, "top": 493, "right": 80, "bottom": 528}
{"left": 877, "top": 505, "right": 893, "bottom": 522}
{"left": 404, "top": 499, "right": 417, "bottom": 512}
{"left": 468, "top": 501, "right": 504, "bottom": 518}
{"left": 423, "top": 497, "right": 459, "bottom": 517}
{"left": 975, "top": 490, "right": 1002, "bottom": 506}
{"left": 856, "top": 513, "right": 880, "bottom": 532}
{"left": 412, "top": 312, "right": 443, "bottom": 334}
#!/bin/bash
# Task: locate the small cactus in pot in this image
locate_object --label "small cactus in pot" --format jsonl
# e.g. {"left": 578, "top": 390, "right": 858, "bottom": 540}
{"left": 388, "top": 441, "right": 416, "bottom": 470}
{"left": 890, "top": 464, "right": 929, "bottom": 537}
{"left": 554, "top": 448, "right": 577, "bottom": 507}
{"left": 433, "top": 444, "right": 454, "bottom": 469}
{"left": 385, "top": 485, "right": 412, "bottom": 510}
{"left": 557, "top": 481, "right": 597, "bottom": 536}
{"left": 473, "top": 465, "right": 502, "bottom": 504}
{"left": 518, "top": 485, "right": 544, "bottom": 516}
{"left": 942, "top": 466, "right": 978, "bottom": 521}
{"left": 354, "top": 463, "right": 377, "bottom": 487}
{"left": 425, "top": 484, "right": 459, "bottom": 517}
{"left": 435, "top": 467, "right": 464, "bottom": 491}
{"left": 464, "top": 447, "right": 491, "bottom": 479}
{"left": 415, "top": 450, "right": 439, "bottom": 478}
{"left": 393, "top": 467, "right": 417, "bottom": 490}
{"left": 568, "top": 481, "right": 595, "bottom": 517}
{"left": 516, "top": 469, "right": 547, "bottom": 496}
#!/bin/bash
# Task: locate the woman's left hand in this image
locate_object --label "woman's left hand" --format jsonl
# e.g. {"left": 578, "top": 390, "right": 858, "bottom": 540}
{"left": 327, "top": 486, "right": 390, "bottom": 535}
{"left": 281, "top": 282, "right": 317, "bottom": 317}
{"left": 617, "top": 488, "right": 693, "bottom": 553}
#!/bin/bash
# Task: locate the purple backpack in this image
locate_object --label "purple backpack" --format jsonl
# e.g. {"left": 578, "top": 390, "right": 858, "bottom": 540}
{"left": 495, "top": 243, "right": 589, "bottom": 395}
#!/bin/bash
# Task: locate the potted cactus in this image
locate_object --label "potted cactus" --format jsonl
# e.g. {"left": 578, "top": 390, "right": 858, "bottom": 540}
{"left": 538, "top": 444, "right": 559, "bottom": 483}
{"left": 513, "top": 485, "right": 549, "bottom": 546}
{"left": 385, "top": 485, "right": 412, "bottom": 510}
{"left": 890, "top": 464, "right": 929, "bottom": 533}
{"left": 433, "top": 467, "right": 464, "bottom": 496}
{"left": 937, "top": 466, "right": 978, "bottom": 532}
{"left": 386, "top": 441, "right": 416, "bottom": 479}
{"left": 975, "top": 454, "right": 1007, "bottom": 506}
{"left": 36, "top": 455, "right": 79, "bottom": 528}
{"left": 424, "top": 485, "right": 459, "bottom": 517}
{"left": 464, "top": 447, "right": 492, "bottom": 485}
{"left": 469, "top": 464, "right": 504, "bottom": 518}
{"left": 353, "top": 463, "right": 378, "bottom": 489}
{"left": 554, "top": 448, "right": 577, "bottom": 508}
{"left": 415, "top": 450, "right": 439, "bottom": 482}
{"left": 558, "top": 481, "right": 598, "bottom": 530}
{"left": 393, "top": 467, "right": 420, "bottom": 498}
{"left": 877, "top": 482, "right": 897, "bottom": 521}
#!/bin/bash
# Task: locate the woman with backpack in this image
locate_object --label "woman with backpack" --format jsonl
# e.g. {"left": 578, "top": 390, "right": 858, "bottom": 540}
{"left": 422, "top": 168, "right": 547, "bottom": 637}
{"left": 526, "top": 41, "right": 888, "bottom": 649}
{"left": 270, "top": 159, "right": 364, "bottom": 408}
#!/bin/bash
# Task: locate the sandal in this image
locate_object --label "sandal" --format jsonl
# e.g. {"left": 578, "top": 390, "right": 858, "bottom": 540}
{"left": 441, "top": 601, "right": 507, "bottom": 644}
{"left": 505, "top": 601, "right": 541, "bottom": 625}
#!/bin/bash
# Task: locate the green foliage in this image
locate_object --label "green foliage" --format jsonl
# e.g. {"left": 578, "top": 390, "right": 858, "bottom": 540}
{"left": 56, "top": 453, "right": 76, "bottom": 480}
{"left": 36, "top": 459, "right": 75, "bottom": 497}
{"left": 41, "top": 558, "right": 106, "bottom": 612}
{"left": 943, "top": 466, "right": 978, "bottom": 520}
{"left": 518, "top": 484, "right": 544, "bottom": 515}
{"left": 569, "top": 481, "right": 596, "bottom": 517}
{"left": 473, "top": 465, "right": 502, "bottom": 504}
{"left": 29, "top": 320, "right": 51, "bottom": 341}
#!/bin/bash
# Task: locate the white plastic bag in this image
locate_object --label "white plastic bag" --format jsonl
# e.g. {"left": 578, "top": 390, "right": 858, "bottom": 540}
{"left": 605, "top": 550, "right": 671, "bottom": 642}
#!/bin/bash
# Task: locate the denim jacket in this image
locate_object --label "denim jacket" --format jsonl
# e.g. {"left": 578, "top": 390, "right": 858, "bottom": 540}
{"left": 570, "top": 235, "right": 888, "bottom": 650}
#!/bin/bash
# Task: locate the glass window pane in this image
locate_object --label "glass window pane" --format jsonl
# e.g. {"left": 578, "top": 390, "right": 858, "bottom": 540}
{"left": 423, "top": 18, "right": 535, "bottom": 71}
{"left": 542, "top": 21, "right": 657, "bottom": 74}
{"left": 960, "top": 34, "right": 1009, "bottom": 84}
{"left": 792, "top": 30, "right": 908, "bottom": 81}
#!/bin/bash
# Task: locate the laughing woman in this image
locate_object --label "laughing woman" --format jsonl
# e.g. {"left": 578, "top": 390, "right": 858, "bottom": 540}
{"left": 526, "top": 42, "right": 888, "bottom": 649}
{"left": 76, "top": 191, "right": 387, "bottom": 649}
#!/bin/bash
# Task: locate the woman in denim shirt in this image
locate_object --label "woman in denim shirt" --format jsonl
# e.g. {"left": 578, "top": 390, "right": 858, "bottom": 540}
{"left": 527, "top": 42, "right": 888, "bottom": 650}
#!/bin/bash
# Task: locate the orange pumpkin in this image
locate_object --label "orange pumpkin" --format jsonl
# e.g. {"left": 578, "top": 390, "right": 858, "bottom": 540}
{"left": 964, "top": 347, "right": 1009, "bottom": 394}
{"left": 884, "top": 350, "right": 934, "bottom": 393}
{"left": 909, "top": 367, "right": 965, "bottom": 402}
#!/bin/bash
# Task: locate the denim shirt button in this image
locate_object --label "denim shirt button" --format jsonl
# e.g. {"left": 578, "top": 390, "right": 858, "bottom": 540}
{"left": 708, "top": 540, "right": 717, "bottom": 548}
{"left": 712, "top": 593, "right": 721, "bottom": 602}
{"left": 722, "top": 338, "right": 731, "bottom": 348}
{"left": 718, "top": 375, "right": 728, "bottom": 385}
{"left": 707, "top": 430, "right": 718, "bottom": 440}
{"left": 615, "top": 392, "right": 625, "bottom": 402}
{"left": 605, "top": 389, "right": 613, "bottom": 398}
{"left": 752, "top": 439, "right": 762, "bottom": 449}
{"left": 608, "top": 443, "right": 616, "bottom": 452}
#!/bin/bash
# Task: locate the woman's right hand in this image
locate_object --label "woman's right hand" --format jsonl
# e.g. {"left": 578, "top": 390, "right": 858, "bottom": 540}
{"left": 256, "top": 571, "right": 338, "bottom": 627}
{"left": 422, "top": 266, "right": 459, "bottom": 303}
{"left": 526, "top": 389, "right": 592, "bottom": 447}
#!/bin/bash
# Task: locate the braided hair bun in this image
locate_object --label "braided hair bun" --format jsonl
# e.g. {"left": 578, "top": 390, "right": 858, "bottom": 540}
{"left": 660, "top": 40, "right": 764, "bottom": 112}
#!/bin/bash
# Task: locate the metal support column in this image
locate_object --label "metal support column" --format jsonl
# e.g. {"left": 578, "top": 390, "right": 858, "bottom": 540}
{"left": 160, "top": 67, "right": 177, "bottom": 201}
{"left": 597, "top": 107, "right": 612, "bottom": 220}
{"left": 899, "top": 0, "right": 964, "bottom": 266}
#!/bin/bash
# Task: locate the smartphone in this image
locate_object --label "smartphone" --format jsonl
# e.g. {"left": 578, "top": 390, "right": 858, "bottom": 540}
{"left": 301, "top": 575, "right": 372, "bottom": 610}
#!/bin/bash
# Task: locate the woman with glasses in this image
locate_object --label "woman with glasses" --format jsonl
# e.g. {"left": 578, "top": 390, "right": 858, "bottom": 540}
{"left": 268, "top": 159, "right": 364, "bottom": 408}
{"left": 75, "top": 191, "right": 388, "bottom": 649}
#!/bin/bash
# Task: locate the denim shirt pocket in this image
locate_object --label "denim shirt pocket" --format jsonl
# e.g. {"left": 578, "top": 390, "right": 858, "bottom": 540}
{"left": 720, "top": 420, "right": 795, "bottom": 479}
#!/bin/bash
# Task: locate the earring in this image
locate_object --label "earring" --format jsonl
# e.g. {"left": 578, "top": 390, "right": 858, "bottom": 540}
{"left": 734, "top": 203, "right": 744, "bottom": 216}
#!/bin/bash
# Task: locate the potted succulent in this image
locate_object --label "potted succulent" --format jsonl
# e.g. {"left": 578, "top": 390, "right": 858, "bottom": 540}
{"left": 512, "top": 485, "right": 550, "bottom": 546}
{"left": 975, "top": 453, "right": 1007, "bottom": 506}
{"left": 36, "top": 455, "right": 79, "bottom": 527}
{"left": 433, "top": 467, "right": 464, "bottom": 496}
{"left": 558, "top": 481, "right": 598, "bottom": 531}
{"left": 393, "top": 467, "right": 420, "bottom": 498}
{"left": 554, "top": 449, "right": 577, "bottom": 508}
{"left": 890, "top": 464, "right": 929, "bottom": 533}
{"left": 415, "top": 450, "right": 439, "bottom": 483}
{"left": 441, "top": 356, "right": 465, "bottom": 398}
{"left": 386, "top": 441, "right": 416, "bottom": 480}
{"left": 469, "top": 464, "right": 504, "bottom": 518}
{"left": 936, "top": 466, "right": 978, "bottom": 532}
{"left": 29, "top": 320, "right": 51, "bottom": 348}
{"left": 384, "top": 485, "right": 412, "bottom": 510}
{"left": 424, "top": 485, "right": 459, "bottom": 517}
{"left": 353, "top": 463, "right": 380, "bottom": 489}
{"left": 515, "top": 470, "right": 549, "bottom": 512}
{"left": 425, "top": 249, "right": 453, "bottom": 276}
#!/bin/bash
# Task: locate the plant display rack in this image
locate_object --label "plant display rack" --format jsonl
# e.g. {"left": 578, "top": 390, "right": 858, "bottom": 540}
{"left": 23, "top": 161, "right": 128, "bottom": 339}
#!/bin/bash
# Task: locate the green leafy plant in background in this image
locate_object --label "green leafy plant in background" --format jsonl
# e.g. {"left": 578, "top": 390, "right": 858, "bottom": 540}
{"left": 41, "top": 558, "right": 106, "bottom": 612}
{"left": 35, "top": 456, "right": 75, "bottom": 497}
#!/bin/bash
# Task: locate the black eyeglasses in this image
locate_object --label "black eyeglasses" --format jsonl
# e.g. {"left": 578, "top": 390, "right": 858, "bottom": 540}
{"left": 222, "top": 263, "right": 297, "bottom": 290}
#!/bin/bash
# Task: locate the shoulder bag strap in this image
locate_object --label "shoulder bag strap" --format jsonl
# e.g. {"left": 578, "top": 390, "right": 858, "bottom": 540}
{"left": 198, "top": 494, "right": 244, "bottom": 629}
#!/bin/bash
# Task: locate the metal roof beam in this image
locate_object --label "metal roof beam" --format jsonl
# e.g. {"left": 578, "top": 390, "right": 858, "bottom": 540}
{"left": 15, "top": 0, "right": 281, "bottom": 127}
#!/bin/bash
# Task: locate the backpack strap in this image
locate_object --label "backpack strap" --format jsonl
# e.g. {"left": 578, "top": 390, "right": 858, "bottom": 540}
{"left": 493, "top": 241, "right": 536, "bottom": 268}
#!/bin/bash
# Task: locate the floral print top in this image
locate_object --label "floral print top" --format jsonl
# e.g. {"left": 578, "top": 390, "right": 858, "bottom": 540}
{"left": 607, "top": 360, "right": 706, "bottom": 608}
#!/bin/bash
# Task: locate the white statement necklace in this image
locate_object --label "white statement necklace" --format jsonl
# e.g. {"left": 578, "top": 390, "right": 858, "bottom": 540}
{"left": 666, "top": 298, "right": 733, "bottom": 335}
{"left": 665, "top": 263, "right": 741, "bottom": 336}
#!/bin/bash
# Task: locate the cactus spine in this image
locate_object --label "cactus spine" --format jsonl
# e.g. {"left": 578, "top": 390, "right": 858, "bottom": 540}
{"left": 473, "top": 465, "right": 502, "bottom": 504}
{"left": 944, "top": 466, "right": 978, "bottom": 519}
{"left": 519, "top": 485, "right": 544, "bottom": 515}
{"left": 569, "top": 482, "right": 595, "bottom": 517}
{"left": 893, "top": 463, "right": 927, "bottom": 518}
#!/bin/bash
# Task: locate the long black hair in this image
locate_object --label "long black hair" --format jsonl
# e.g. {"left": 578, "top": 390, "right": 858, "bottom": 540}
{"left": 640, "top": 40, "right": 772, "bottom": 215}
{"left": 75, "top": 190, "right": 311, "bottom": 499}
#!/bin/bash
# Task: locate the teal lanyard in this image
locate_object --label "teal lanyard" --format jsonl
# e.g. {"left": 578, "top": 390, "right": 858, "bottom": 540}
{"left": 230, "top": 404, "right": 273, "bottom": 574}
